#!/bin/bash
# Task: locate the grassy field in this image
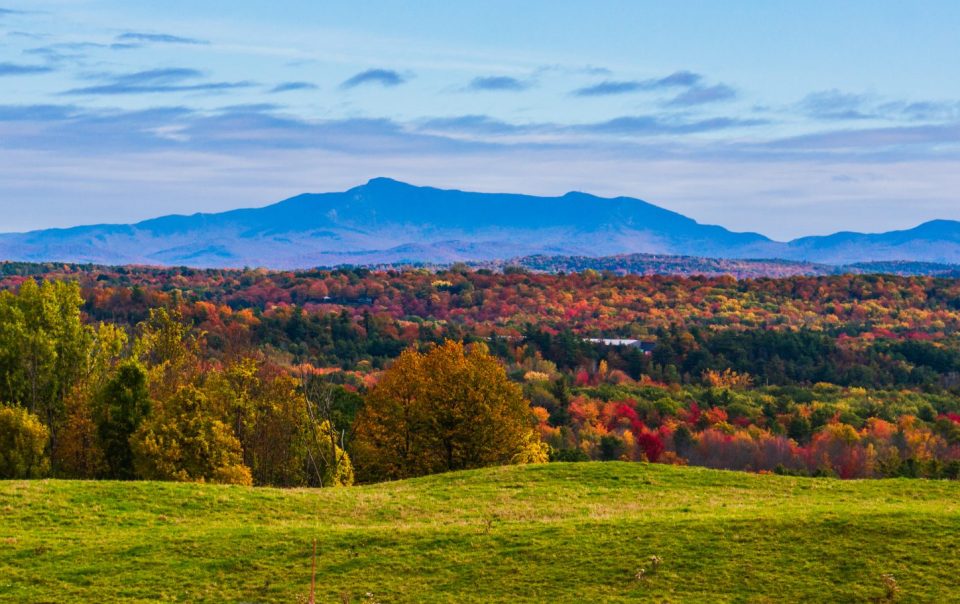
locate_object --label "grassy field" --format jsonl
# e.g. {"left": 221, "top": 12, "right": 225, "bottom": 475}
{"left": 1, "top": 463, "right": 959, "bottom": 603}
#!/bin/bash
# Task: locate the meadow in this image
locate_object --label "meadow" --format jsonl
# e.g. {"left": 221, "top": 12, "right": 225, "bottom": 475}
{"left": 2, "top": 462, "right": 959, "bottom": 602}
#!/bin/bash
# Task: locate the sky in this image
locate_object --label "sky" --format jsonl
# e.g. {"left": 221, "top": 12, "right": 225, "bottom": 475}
{"left": 2, "top": 1, "right": 960, "bottom": 240}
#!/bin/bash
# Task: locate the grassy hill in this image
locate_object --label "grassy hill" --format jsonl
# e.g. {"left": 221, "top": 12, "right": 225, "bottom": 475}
{"left": 2, "top": 462, "right": 959, "bottom": 602}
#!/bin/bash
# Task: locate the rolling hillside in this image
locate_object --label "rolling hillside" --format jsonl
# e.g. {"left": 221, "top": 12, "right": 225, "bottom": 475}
{"left": 2, "top": 178, "right": 959, "bottom": 268}
{"left": 2, "top": 462, "right": 959, "bottom": 602}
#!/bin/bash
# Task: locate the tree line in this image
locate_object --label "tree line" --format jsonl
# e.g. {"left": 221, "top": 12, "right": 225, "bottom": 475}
{"left": 0, "top": 280, "right": 544, "bottom": 484}
{"left": 5, "top": 272, "right": 960, "bottom": 483}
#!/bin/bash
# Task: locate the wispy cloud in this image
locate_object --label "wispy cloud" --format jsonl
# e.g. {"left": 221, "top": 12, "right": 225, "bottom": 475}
{"left": 572, "top": 70, "right": 703, "bottom": 97}
{"left": 6, "top": 31, "right": 46, "bottom": 39}
{"left": 23, "top": 43, "right": 95, "bottom": 63}
{"left": 655, "top": 71, "right": 703, "bottom": 87}
{"left": 24, "top": 41, "right": 140, "bottom": 63}
{"left": 420, "top": 115, "right": 528, "bottom": 135}
{"left": 269, "top": 81, "right": 318, "bottom": 93}
{"left": 797, "top": 90, "right": 960, "bottom": 123}
{"left": 465, "top": 76, "right": 530, "bottom": 92}
{"left": 667, "top": 84, "right": 736, "bottom": 106}
{"left": 573, "top": 80, "right": 644, "bottom": 97}
{"left": 420, "top": 113, "right": 764, "bottom": 139}
{"left": 578, "top": 115, "right": 763, "bottom": 135}
{"left": 765, "top": 122, "right": 960, "bottom": 152}
{"left": 340, "top": 68, "right": 406, "bottom": 89}
{"left": 0, "top": 104, "right": 78, "bottom": 121}
{"left": 0, "top": 99, "right": 954, "bottom": 166}
{"left": 799, "top": 90, "right": 874, "bottom": 120}
{"left": 0, "top": 104, "right": 479, "bottom": 156}
{"left": 0, "top": 62, "right": 54, "bottom": 76}
{"left": 63, "top": 68, "right": 254, "bottom": 95}
{"left": 115, "top": 32, "right": 208, "bottom": 45}
{"left": 885, "top": 100, "right": 960, "bottom": 122}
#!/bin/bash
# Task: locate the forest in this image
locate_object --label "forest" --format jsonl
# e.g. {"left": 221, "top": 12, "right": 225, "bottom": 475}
{"left": 3, "top": 261, "right": 960, "bottom": 484}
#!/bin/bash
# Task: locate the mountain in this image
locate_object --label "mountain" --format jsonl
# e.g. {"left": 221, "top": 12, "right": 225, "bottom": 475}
{"left": 787, "top": 220, "right": 960, "bottom": 264}
{"left": 0, "top": 178, "right": 958, "bottom": 268}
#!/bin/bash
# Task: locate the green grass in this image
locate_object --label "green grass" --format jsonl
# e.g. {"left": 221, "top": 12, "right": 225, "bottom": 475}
{"left": 1, "top": 463, "right": 959, "bottom": 603}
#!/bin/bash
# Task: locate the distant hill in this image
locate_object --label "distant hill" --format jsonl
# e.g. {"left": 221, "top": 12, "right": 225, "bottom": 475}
{"left": 1, "top": 178, "right": 959, "bottom": 268}
{"left": 474, "top": 255, "right": 960, "bottom": 278}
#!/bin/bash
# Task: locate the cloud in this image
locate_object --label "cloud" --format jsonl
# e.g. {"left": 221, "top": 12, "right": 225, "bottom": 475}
{"left": 419, "top": 115, "right": 528, "bottom": 135}
{"left": 7, "top": 31, "right": 45, "bottom": 39}
{"left": 794, "top": 90, "right": 960, "bottom": 123}
{"left": 799, "top": 90, "right": 874, "bottom": 120}
{"left": 420, "top": 113, "right": 766, "bottom": 140}
{"left": 215, "top": 103, "right": 284, "bottom": 113}
{"left": 0, "top": 104, "right": 79, "bottom": 121}
{"left": 115, "top": 32, "right": 208, "bottom": 45}
{"left": 465, "top": 76, "right": 529, "bottom": 92}
{"left": 572, "top": 71, "right": 704, "bottom": 97}
{"left": 1, "top": 97, "right": 953, "bottom": 166}
{"left": 0, "top": 101, "right": 775, "bottom": 160}
{"left": 765, "top": 122, "right": 960, "bottom": 152}
{"left": 667, "top": 84, "right": 736, "bottom": 106}
{"left": 0, "top": 62, "right": 54, "bottom": 76}
{"left": 269, "top": 81, "right": 318, "bottom": 93}
{"left": 0, "top": 104, "right": 483, "bottom": 156}
{"left": 892, "top": 100, "right": 960, "bottom": 122}
{"left": 24, "top": 41, "right": 144, "bottom": 63}
{"left": 340, "top": 69, "right": 406, "bottom": 89}
{"left": 24, "top": 46, "right": 86, "bottom": 63}
{"left": 573, "top": 81, "right": 645, "bottom": 97}
{"left": 578, "top": 115, "right": 764, "bottom": 135}
{"left": 63, "top": 68, "right": 254, "bottom": 95}
{"left": 656, "top": 71, "right": 703, "bottom": 87}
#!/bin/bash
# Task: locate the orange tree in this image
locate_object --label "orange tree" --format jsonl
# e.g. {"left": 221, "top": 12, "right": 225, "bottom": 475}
{"left": 351, "top": 340, "right": 544, "bottom": 482}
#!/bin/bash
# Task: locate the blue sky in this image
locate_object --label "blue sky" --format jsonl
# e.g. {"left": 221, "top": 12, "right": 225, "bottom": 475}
{"left": 2, "top": 1, "right": 960, "bottom": 239}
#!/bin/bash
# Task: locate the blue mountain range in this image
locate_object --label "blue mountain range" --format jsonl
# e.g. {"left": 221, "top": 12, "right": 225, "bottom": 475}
{"left": 1, "top": 178, "right": 958, "bottom": 268}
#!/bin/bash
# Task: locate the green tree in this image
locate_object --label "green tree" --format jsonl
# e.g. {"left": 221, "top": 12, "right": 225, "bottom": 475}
{"left": 0, "top": 280, "right": 92, "bottom": 457}
{"left": 96, "top": 361, "right": 151, "bottom": 479}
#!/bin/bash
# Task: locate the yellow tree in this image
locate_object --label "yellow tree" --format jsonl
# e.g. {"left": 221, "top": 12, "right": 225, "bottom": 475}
{"left": 352, "top": 341, "right": 542, "bottom": 482}
{"left": 351, "top": 348, "right": 428, "bottom": 481}
{"left": 131, "top": 386, "right": 251, "bottom": 485}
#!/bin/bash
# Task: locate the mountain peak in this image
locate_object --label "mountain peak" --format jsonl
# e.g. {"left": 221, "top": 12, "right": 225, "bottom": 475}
{"left": 360, "top": 177, "right": 413, "bottom": 190}
{"left": 913, "top": 219, "right": 960, "bottom": 231}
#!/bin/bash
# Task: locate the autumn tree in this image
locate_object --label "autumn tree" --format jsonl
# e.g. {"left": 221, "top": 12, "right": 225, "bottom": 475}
{"left": 134, "top": 306, "right": 202, "bottom": 401}
{"left": 131, "top": 386, "right": 251, "bottom": 485}
{"left": 0, "top": 404, "right": 50, "bottom": 478}
{"left": 352, "top": 341, "right": 542, "bottom": 482}
{"left": 55, "top": 393, "right": 107, "bottom": 478}
{"left": 54, "top": 322, "right": 129, "bottom": 478}
{"left": 206, "top": 360, "right": 354, "bottom": 487}
{"left": 301, "top": 374, "right": 357, "bottom": 487}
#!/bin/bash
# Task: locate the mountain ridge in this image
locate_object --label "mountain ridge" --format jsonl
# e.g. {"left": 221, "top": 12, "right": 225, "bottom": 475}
{"left": 1, "top": 178, "right": 958, "bottom": 268}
